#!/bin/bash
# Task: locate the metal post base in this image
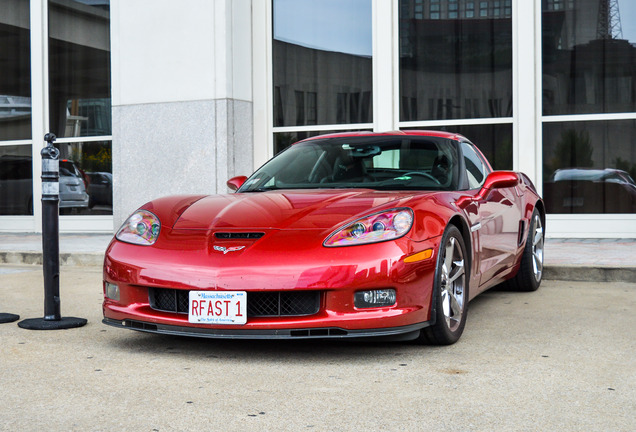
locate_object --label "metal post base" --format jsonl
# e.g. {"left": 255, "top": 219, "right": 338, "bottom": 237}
{"left": 0, "top": 313, "right": 20, "bottom": 324}
{"left": 18, "top": 317, "right": 87, "bottom": 330}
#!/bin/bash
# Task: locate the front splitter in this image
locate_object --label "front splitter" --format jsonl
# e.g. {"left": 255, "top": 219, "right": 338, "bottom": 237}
{"left": 102, "top": 317, "right": 431, "bottom": 341}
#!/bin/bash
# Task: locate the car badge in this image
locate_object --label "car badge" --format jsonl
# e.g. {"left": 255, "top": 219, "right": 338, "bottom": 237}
{"left": 213, "top": 245, "right": 245, "bottom": 254}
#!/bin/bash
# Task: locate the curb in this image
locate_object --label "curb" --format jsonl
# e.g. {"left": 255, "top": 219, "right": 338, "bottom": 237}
{"left": 0, "top": 252, "right": 104, "bottom": 267}
{"left": 543, "top": 266, "right": 636, "bottom": 283}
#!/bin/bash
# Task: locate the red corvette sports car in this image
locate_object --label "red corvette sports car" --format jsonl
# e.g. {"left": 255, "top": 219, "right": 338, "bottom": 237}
{"left": 103, "top": 131, "right": 545, "bottom": 344}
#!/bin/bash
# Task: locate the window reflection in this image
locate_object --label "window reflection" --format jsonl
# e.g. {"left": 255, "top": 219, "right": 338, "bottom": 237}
{"left": 399, "top": 0, "right": 512, "bottom": 121}
{"left": 542, "top": 0, "right": 636, "bottom": 115}
{"left": 0, "top": 0, "right": 31, "bottom": 141}
{"left": 54, "top": 140, "right": 112, "bottom": 215}
{"left": 48, "top": 0, "right": 111, "bottom": 138}
{"left": 0, "top": 145, "right": 33, "bottom": 215}
{"left": 543, "top": 120, "right": 636, "bottom": 213}
{"left": 273, "top": 0, "right": 373, "bottom": 127}
{"left": 274, "top": 130, "right": 372, "bottom": 155}
{"left": 47, "top": 0, "right": 112, "bottom": 216}
{"left": 408, "top": 124, "right": 512, "bottom": 170}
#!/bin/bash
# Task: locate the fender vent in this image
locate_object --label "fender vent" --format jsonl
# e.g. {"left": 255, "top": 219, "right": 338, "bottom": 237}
{"left": 518, "top": 220, "right": 526, "bottom": 246}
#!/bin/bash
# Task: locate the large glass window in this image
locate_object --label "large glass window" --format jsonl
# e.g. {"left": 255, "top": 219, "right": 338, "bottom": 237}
{"left": 273, "top": 0, "right": 372, "bottom": 127}
{"left": 542, "top": 0, "right": 636, "bottom": 216}
{"left": 274, "top": 129, "right": 371, "bottom": 155}
{"left": 408, "top": 124, "right": 512, "bottom": 171}
{"left": 0, "top": 0, "right": 31, "bottom": 141}
{"left": 543, "top": 120, "right": 636, "bottom": 214}
{"left": 399, "top": 0, "right": 512, "bottom": 121}
{"left": 48, "top": 0, "right": 112, "bottom": 216}
{"left": 54, "top": 140, "right": 112, "bottom": 215}
{"left": 0, "top": 144, "right": 32, "bottom": 215}
{"left": 542, "top": 0, "right": 636, "bottom": 115}
{"left": 49, "top": 0, "right": 111, "bottom": 138}
{"left": 0, "top": 0, "right": 31, "bottom": 216}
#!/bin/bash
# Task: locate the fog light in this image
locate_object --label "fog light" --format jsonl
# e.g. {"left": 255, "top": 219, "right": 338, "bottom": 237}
{"left": 354, "top": 289, "right": 396, "bottom": 308}
{"left": 105, "top": 282, "right": 120, "bottom": 301}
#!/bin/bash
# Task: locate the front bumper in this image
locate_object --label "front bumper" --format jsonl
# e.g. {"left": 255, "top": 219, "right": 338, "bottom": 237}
{"left": 103, "top": 317, "right": 431, "bottom": 341}
{"left": 102, "top": 228, "right": 440, "bottom": 339}
{"left": 60, "top": 193, "right": 89, "bottom": 208}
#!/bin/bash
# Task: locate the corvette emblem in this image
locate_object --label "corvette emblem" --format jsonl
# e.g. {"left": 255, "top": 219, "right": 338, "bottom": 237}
{"left": 213, "top": 245, "right": 245, "bottom": 254}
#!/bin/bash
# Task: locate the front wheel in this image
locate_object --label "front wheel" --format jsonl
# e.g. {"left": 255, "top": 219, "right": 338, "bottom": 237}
{"left": 417, "top": 225, "right": 469, "bottom": 345}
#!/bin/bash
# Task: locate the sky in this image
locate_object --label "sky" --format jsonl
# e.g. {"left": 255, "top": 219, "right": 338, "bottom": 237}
{"left": 273, "top": 0, "right": 636, "bottom": 52}
{"left": 618, "top": 0, "right": 636, "bottom": 42}
{"left": 273, "top": 0, "right": 372, "bottom": 57}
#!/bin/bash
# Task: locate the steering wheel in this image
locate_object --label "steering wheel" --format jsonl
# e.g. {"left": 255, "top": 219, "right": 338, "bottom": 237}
{"left": 402, "top": 171, "right": 441, "bottom": 185}
{"left": 308, "top": 151, "right": 330, "bottom": 183}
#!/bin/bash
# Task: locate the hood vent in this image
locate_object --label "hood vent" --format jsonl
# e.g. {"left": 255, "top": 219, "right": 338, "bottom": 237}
{"left": 214, "top": 232, "right": 264, "bottom": 240}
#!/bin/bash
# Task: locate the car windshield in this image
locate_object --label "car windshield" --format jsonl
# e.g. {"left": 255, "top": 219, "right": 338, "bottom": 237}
{"left": 60, "top": 161, "right": 81, "bottom": 178}
{"left": 240, "top": 136, "right": 460, "bottom": 192}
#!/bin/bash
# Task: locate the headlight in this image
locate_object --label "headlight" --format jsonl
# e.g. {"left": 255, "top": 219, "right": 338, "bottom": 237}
{"left": 116, "top": 210, "right": 161, "bottom": 245}
{"left": 324, "top": 208, "right": 413, "bottom": 247}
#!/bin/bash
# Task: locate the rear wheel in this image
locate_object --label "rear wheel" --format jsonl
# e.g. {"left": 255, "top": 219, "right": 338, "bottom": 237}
{"left": 503, "top": 208, "right": 544, "bottom": 292}
{"left": 418, "top": 225, "right": 468, "bottom": 345}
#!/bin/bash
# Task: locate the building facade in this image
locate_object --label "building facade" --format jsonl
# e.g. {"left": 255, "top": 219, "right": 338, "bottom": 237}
{"left": 1, "top": 0, "right": 635, "bottom": 237}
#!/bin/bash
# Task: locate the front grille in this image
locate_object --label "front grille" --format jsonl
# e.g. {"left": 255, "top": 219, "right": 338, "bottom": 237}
{"left": 149, "top": 288, "right": 189, "bottom": 314}
{"left": 247, "top": 291, "right": 320, "bottom": 317}
{"left": 148, "top": 288, "right": 320, "bottom": 317}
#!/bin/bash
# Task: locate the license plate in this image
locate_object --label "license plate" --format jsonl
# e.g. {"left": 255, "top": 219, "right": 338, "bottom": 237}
{"left": 188, "top": 291, "right": 247, "bottom": 325}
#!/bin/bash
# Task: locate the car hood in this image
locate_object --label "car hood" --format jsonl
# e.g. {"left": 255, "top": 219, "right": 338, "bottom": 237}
{"left": 172, "top": 189, "right": 421, "bottom": 231}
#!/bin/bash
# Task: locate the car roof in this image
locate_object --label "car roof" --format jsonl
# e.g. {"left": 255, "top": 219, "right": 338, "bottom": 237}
{"left": 298, "top": 130, "right": 467, "bottom": 143}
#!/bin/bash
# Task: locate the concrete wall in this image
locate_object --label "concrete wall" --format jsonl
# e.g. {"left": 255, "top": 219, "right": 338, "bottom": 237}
{"left": 110, "top": 0, "right": 254, "bottom": 229}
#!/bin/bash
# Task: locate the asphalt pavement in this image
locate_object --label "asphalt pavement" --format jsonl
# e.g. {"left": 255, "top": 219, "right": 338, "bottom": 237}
{"left": 0, "top": 266, "right": 634, "bottom": 431}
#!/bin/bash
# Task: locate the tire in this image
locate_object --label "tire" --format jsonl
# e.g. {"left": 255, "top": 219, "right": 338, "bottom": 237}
{"left": 503, "top": 208, "right": 544, "bottom": 292}
{"left": 417, "top": 225, "right": 469, "bottom": 345}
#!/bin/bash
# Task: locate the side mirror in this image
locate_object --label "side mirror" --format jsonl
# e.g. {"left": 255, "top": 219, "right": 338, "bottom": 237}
{"left": 226, "top": 176, "right": 247, "bottom": 192}
{"left": 479, "top": 171, "right": 519, "bottom": 198}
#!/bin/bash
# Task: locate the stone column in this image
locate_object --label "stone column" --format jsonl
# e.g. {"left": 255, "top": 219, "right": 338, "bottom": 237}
{"left": 110, "top": 0, "right": 254, "bottom": 229}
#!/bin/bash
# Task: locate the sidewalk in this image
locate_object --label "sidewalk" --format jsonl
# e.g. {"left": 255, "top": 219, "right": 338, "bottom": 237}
{"left": 0, "top": 233, "right": 111, "bottom": 266}
{"left": 0, "top": 233, "right": 634, "bottom": 282}
{"left": 543, "top": 238, "right": 636, "bottom": 282}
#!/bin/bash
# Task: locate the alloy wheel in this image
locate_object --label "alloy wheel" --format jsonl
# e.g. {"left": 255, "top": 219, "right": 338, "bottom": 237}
{"left": 531, "top": 214, "right": 544, "bottom": 282}
{"left": 440, "top": 236, "right": 466, "bottom": 332}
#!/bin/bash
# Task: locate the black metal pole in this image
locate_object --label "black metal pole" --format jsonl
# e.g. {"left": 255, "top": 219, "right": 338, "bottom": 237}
{"left": 41, "top": 137, "right": 61, "bottom": 320}
{"left": 18, "top": 133, "right": 87, "bottom": 330}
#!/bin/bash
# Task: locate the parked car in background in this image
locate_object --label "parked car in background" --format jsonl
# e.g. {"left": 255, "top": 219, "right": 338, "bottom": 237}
{"left": 103, "top": 131, "right": 545, "bottom": 345}
{"left": 86, "top": 172, "right": 113, "bottom": 208}
{"left": 543, "top": 168, "right": 636, "bottom": 213}
{"left": 59, "top": 159, "right": 89, "bottom": 212}
{"left": 0, "top": 155, "right": 89, "bottom": 215}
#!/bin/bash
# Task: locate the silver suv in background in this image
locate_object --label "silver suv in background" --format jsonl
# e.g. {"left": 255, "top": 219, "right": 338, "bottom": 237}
{"left": 0, "top": 156, "right": 89, "bottom": 215}
{"left": 59, "top": 159, "right": 90, "bottom": 212}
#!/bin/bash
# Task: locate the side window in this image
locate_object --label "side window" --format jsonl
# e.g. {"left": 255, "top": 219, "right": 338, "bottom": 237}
{"left": 461, "top": 142, "right": 487, "bottom": 189}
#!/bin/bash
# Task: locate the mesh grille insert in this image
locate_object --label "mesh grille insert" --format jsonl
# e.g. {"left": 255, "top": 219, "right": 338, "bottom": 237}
{"left": 248, "top": 291, "right": 320, "bottom": 317}
{"left": 148, "top": 288, "right": 320, "bottom": 317}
